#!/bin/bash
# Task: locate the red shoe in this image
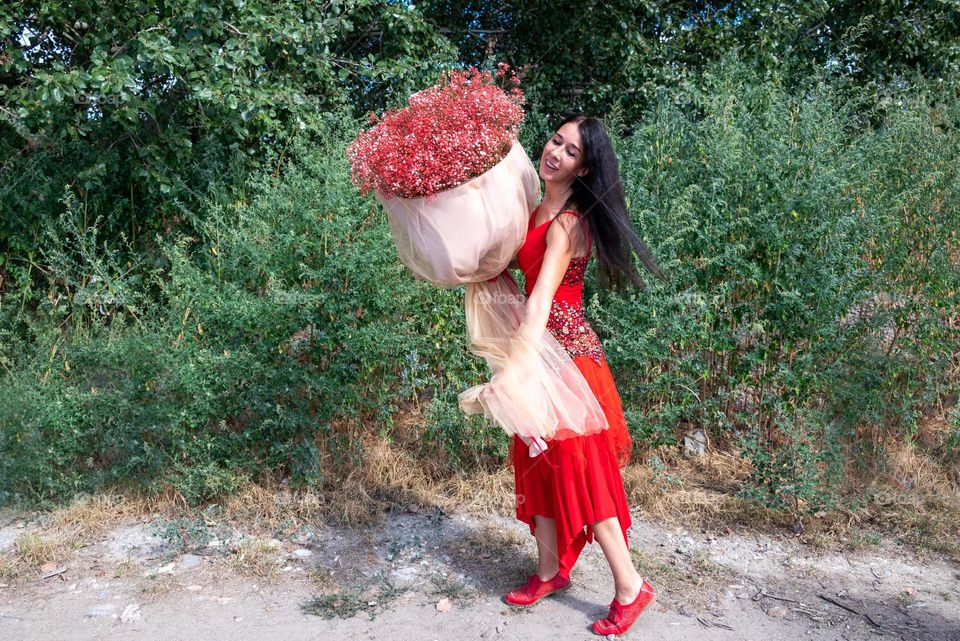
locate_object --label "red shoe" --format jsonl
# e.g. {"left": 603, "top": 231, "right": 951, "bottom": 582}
{"left": 502, "top": 573, "right": 570, "bottom": 607}
{"left": 591, "top": 579, "right": 655, "bottom": 636}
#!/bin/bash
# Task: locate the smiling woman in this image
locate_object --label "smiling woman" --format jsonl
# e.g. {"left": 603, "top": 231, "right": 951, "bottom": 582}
{"left": 500, "top": 114, "right": 666, "bottom": 637}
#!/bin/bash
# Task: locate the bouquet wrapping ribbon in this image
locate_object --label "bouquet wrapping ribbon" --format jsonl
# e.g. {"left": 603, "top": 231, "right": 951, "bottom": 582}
{"left": 376, "top": 142, "right": 609, "bottom": 443}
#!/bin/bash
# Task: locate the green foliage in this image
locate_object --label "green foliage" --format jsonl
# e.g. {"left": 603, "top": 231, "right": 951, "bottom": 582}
{"left": 0, "top": 50, "right": 957, "bottom": 517}
{"left": 594, "top": 59, "right": 959, "bottom": 511}
{"left": 421, "top": 1, "right": 960, "bottom": 125}
{"left": 0, "top": 110, "right": 492, "bottom": 507}
{"left": 0, "top": 0, "right": 457, "bottom": 259}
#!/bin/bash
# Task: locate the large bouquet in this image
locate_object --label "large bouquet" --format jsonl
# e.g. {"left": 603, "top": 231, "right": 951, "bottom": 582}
{"left": 348, "top": 67, "right": 608, "bottom": 450}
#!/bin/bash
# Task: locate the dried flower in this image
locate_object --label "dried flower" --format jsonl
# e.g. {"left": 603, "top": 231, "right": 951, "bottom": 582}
{"left": 347, "top": 66, "right": 525, "bottom": 199}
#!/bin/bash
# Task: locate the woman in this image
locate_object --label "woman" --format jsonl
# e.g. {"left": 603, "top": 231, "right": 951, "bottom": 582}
{"left": 500, "top": 114, "right": 665, "bottom": 636}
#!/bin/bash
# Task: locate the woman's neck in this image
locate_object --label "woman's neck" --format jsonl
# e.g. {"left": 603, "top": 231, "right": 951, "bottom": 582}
{"left": 540, "top": 183, "right": 573, "bottom": 216}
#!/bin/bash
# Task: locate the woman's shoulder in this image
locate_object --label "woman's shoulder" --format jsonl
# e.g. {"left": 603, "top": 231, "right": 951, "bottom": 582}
{"left": 545, "top": 209, "right": 590, "bottom": 253}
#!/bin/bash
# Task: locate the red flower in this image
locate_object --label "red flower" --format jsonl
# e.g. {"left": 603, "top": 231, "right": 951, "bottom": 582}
{"left": 347, "top": 66, "right": 525, "bottom": 200}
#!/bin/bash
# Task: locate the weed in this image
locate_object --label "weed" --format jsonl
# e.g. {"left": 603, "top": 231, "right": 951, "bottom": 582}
{"left": 230, "top": 538, "right": 281, "bottom": 579}
{"left": 847, "top": 530, "right": 883, "bottom": 550}
{"left": 301, "top": 573, "right": 400, "bottom": 620}
{"left": 429, "top": 571, "right": 476, "bottom": 601}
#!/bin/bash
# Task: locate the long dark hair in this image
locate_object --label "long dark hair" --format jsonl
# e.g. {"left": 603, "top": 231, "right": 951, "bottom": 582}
{"left": 558, "top": 114, "right": 666, "bottom": 289}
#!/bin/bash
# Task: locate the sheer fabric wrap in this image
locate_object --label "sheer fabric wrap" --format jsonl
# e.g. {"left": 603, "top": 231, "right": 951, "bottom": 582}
{"left": 375, "top": 142, "right": 609, "bottom": 444}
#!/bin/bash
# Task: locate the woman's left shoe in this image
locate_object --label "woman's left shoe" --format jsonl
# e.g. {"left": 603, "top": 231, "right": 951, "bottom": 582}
{"left": 502, "top": 572, "right": 570, "bottom": 607}
{"left": 591, "top": 579, "right": 655, "bottom": 636}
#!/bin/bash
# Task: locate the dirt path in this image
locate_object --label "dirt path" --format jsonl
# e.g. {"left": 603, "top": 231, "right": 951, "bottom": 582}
{"left": 1, "top": 506, "right": 958, "bottom": 640}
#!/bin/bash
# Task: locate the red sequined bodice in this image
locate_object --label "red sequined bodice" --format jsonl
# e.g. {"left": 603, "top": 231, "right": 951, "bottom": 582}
{"left": 516, "top": 207, "right": 605, "bottom": 365}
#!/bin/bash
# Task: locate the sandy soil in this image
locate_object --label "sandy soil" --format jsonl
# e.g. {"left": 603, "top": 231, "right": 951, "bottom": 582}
{"left": 1, "top": 505, "right": 958, "bottom": 641}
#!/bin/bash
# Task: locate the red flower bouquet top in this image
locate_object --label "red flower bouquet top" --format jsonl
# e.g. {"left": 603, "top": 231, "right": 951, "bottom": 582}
{"left": 347, "top": 65, "right": 525, "bottom": 199}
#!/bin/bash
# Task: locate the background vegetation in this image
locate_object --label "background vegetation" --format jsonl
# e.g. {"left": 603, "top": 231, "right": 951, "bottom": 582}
{"left": 1, "top": 1, "right": 958, "bottom": 526}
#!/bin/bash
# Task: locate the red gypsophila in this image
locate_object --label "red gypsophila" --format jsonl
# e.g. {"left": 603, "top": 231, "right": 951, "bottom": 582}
{"left": 347, "top": 64, "right": 525, "bottom": 200}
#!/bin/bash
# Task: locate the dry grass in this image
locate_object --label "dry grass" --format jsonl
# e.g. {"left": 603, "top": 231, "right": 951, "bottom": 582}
{"left": 2, "top": 406, "right": 957, "bottom": 581}
{"left": 0, "top": 492, "right": 155, "bottom": 582}
{"left": 229, "top": 537, "right": 282, "bottom": 580}
{"left": 887, "top": 427, "right": 957, "bottom": 493}
{"left": 621, "top": 447, "right": 794, "bottom": 533}
{"left": 139, "top": 573, "right": 178, "bottom": 601}
{"left": 49, "top": 493, "right": 148, "bottom": 541}
{"left": 629, "top": 545, "right": 728, "bottom": 598}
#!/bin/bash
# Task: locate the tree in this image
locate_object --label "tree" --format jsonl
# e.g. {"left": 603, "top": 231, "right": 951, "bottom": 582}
{"left": 0, "top": 0, "right": 455, "bottom": 258}
{"left": 419, "top": 1, "right": 960, "bottom": 125}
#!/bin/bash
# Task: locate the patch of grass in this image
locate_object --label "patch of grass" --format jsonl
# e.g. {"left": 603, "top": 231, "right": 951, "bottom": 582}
{"left": 112, "top": 558, "right": 136, "bottom": 579}
{"left": 630, "top": 547, "right": 689, "bottom": 591}
{"left": 301, "top": 573, "right": 401, "bottom": 620}
{"left": 307, "top": 566, "right": 338, "bottom": 590}
{"left": 230, "top": 538, "right": 281, "bottom": 579}
{"left": 630, "top": 546, "right": 726, "bottom": 593}
{"left": 898, "top": 589, "right": 919, "bottom": 608}
{"left": 139, "top": 573, "right": 177, "bottom": 600}
{"left": 690, "top": 549, "right": 727, "bottom": 579}
{"left": 50, "top": 493, "right": 146, "bottom": 545}
{"left": 443, "top": 524, "right": 523, "bottom": 563}
{"left": 847, "top": 529, "right": 883, "bottom": 550}
{"left": 439, "top": 522, "right": 529, "bottom": 589}
{"left": 0, "top": 557, "right": 17, "bottom": 580}
{"left": 14, "top": 531, "right": 62, "bottom": 567}
{"left": 150, "top": 510, "right": 233, "bottom": 557}
{"left": 429, "top": 571, "right": 476, "bottom": 602}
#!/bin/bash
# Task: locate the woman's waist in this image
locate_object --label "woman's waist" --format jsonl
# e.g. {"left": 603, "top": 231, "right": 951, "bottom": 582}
{"left": 523, "top": 284, "right": 585, "bottom": 303}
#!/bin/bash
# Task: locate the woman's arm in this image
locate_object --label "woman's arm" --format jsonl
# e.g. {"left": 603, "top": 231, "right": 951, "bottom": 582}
{"left": 520, "top": 213, "right": 587, "bottom": 340}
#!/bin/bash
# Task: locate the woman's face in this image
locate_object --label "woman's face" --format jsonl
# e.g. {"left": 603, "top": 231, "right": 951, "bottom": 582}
{"left": 539, "top": 121, "right": 588, "bottom": 187}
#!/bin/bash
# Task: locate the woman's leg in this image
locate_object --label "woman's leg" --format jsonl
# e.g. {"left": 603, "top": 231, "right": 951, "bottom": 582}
{"left": 532, "top": 515, "right": 561, "bottom": 579}
{"left": 592, "top": 515, "right": 643, "bottom": 603}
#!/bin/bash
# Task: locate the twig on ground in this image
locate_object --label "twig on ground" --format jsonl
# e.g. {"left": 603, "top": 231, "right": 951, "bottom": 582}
{"left": 696, "top": 615, "right": 734, "bottom": 630}
{"left": 818, "top": 593, "right": 882, "bottom": 628}
{"left": 41, "top": 567, "right": 67, "bottom": 580}
{"left": 753, "top": 589, "right": 802, "bottom": 605}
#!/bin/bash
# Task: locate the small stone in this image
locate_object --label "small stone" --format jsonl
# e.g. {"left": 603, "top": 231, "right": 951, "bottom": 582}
{"left": 120, "top": 604, "right": 141, "bottom": 623}
{"left": 207, "top": 539, "right": 221, "bottom": 548}
{"left": 767, "top": 606, "right": 789, "bottom": 618}
{"left": 436, "top": 597, "right": 452, "bottom": 613}
{"left": 234, "top": 616, "right": 243, "bottom": 622}
{"left": 683, "top": 429, "right": 706, "bottom": 457}
{"left": 178, "top": 554, "right": 202, "bottom": 570}
{"left": 186, "top": 585, "right": 203, "bottom": 592}
{"left": 155, "top": 562, "right": 176, "bottom": 574}
{"left": 292, "top": 548, "right": 312, "bottom": 558}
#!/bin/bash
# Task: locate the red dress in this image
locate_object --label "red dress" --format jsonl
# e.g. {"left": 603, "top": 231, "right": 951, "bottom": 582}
{"left": 511, "top": 207, "right": 633, "bottom": 579}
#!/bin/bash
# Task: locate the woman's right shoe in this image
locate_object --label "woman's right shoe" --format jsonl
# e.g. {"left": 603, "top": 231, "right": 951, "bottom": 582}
{"left": 502, "top": 572, "right": 570, "bottom": 606}
{"left": 591, "top": 579, "right": 655, "bottom": 635}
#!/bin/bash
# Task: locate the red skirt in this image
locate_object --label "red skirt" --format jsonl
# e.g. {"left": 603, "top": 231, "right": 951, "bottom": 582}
{"left": 510, "top": 353, "right": 633, "bottom": 578}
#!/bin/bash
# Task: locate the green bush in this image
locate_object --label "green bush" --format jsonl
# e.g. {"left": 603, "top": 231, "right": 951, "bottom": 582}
{"left": 1, "top": 62, "right": 957, "bottom": 515}
{"left": 0, "top": 110, "right": 492, "bottom": 507}
{"left": 596, "top": 59, "right": 959, "bottom": 510}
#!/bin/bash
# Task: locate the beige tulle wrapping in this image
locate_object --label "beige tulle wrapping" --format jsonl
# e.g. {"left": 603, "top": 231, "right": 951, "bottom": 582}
{"left": 375, "top": 142, "right": 609, "bottom": 442}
